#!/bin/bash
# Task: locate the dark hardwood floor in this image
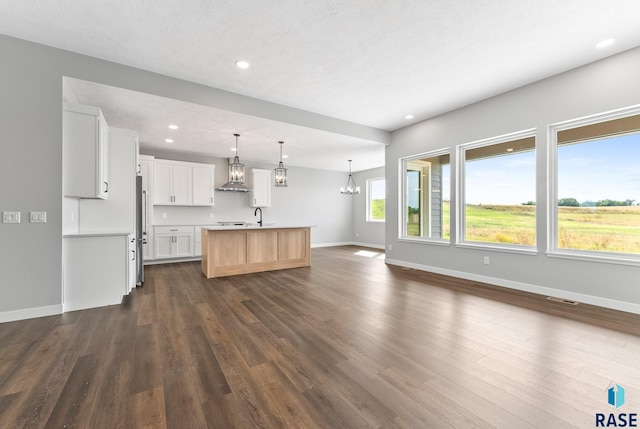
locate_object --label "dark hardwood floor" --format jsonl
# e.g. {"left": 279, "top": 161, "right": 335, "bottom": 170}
{"left": 1, "top": 246, "right": 639, "bottom": 428}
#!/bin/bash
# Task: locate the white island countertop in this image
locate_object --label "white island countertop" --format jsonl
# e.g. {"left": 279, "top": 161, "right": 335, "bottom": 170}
{"left": 202, "top": 224, "right": 315, "bottom": 231}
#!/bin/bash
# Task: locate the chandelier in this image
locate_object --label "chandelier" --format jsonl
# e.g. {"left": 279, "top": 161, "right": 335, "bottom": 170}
{"left": 274, "top": 141, "right": 288, "bottom": 187}
{"left": 340, "top": 160, "right": 360, "bottom": 195}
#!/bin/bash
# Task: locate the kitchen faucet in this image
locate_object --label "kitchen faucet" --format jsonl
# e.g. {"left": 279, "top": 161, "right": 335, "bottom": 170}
{"left": 254, "top": 207, "right": 263, "bottom": 227}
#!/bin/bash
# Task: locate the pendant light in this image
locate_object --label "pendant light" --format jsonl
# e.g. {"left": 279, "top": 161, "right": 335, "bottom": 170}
{"left": 217, "top": 133, "right": 250, "bottom": 192}
{"left": 274, "top": 141, "right": 288, "bottom": 187}
{"left": 340, "top": 160, "right": 360, "bottom": 195}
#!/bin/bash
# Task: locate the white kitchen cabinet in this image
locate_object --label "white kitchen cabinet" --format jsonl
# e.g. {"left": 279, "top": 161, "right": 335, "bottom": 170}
{"left": 139, "top": 155, "right": 155, "bottom": 260}
{"left": 194, "top": 226, "right": 204, "bottom": 257}
{"left": 63, "top": 234, "right": 129, "bottom": 312}
{"left": 192, "top": 164, "right": 215, "bottom": 206}
{"left": 79, "top": 127, "right": 137, "bottom": 233}
{"left": 153, "top": 160, "right": 192, "bottom": 205}
{"left": 250, "top": 169, "right": 272, "bottom": 207}
{"left": 154, "top": 226, "right": 194, "bottom": 259}
{"left": 63, "top": 102, "right": 110, "bottom": 199}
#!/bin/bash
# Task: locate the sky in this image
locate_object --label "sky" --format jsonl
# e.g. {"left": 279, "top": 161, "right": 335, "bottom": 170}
{"left": 407, "top": 133, "right": 640, "bottom": 207}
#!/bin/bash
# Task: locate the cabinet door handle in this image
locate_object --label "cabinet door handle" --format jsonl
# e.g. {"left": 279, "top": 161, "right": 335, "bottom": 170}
{"left": 137, "top": 164, "right": 141, "bottom": 174}
{"left": 104, "top": 182, "right": 109, "bottom": 193}
{"left": 131, "top": 250, "right": 136, "bottom": 261}
{"left": 211, "top": 197, "right": 213, "bottom": 204}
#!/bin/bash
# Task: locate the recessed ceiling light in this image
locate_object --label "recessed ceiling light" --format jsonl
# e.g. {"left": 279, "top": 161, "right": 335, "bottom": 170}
{"left": 506, "top": 148, "right": 514, "bottom": 152}
{"left": 168, "top": 124, "right": 178, "bottom": 130}
{"left": 165, "top": 138, "right": 174, "bottom": 143}
{"left": 236, "top": 60, "right": 250, "bottom": 69}
{"left": 405, "top": 114, "right": 414, "bottom": 120}
{"left": 231, "top": 147, "right": 237, "bottom": 152}
{"left": 595, "top": 38, "right": 615, "bottom": 49}
{"left": 282, "top": 155, "right": 289, "bottom": 159}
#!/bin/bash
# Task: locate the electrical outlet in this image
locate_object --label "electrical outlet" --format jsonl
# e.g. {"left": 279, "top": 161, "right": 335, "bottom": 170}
{"left": 483, "top": 256, "right": 490, "bottom": 265}
{"left": 388, "top": 244, "right": 392, "bottom": 251}
{"left": 30, "top": 211, "right": 47, "bottom": 223}
{"left": 355, "top": 232, "right": 359, "bottom": 238}
{"left": 209, "top": 212, "right": 214, "bottom": 218}
{"left": 162, "top": 212, "right": 167, "bottom": 219}
{"left": 2, "top": 211, "right": 20, "bottom": 223}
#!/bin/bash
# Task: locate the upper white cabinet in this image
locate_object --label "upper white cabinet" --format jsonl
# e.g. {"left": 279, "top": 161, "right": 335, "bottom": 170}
{"left": 192, "top": 163, "right": 215, "bottom": 206}
{"left": 153, "top": 159, "right": 214, "bottom": 206}
{"left": 78, "top": 127, "right": 138, "bottom": 233}
{"left": 250, "top": 169, "right": 272, "bottom": 207}
{"left": 153, "top": 160, "right": 192, "bottom": 205}
{"left": 63, "top": 102, "right": 109, "bottom": 199}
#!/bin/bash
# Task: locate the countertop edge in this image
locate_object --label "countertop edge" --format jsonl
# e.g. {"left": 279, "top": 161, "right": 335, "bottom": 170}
{"left": 63, "top": 231, "right": 133, "bottom": 238}
{"left": 202, "top": 225, "right": 316, "bottom": 231}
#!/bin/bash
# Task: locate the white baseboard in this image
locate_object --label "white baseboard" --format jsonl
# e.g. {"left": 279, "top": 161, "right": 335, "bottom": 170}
{"left": 385, "top": 258, "right": 640, "bottom": 315}
{"left": 312, "top": 241, "right": 385, "bottom": 249}
{"left": 0, "top": 304, "right": 63, "bottom": 324}
{"left": 352, "top": 242, "right": 385, "bottom": 250}
{"left": 144, "top": 257, "right": 201, "bottom": 266}
{"left": 311, "top": 241, "right": 352, "bottom": 248}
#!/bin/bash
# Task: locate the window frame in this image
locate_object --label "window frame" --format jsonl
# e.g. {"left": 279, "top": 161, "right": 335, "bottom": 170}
{"left": 456, "top": 128, "right": 538, "bottom": 254}
{"left": 366, "top": 177, "right": 386, "bottom": 223}
{"left": 547, "top": 105, "right": 640, "bottom": 266}
{"left": 398, "top": 148, "right": 451, "bottom": 245}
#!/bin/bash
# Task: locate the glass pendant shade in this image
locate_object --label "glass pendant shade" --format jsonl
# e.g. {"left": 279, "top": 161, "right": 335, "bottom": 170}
{"left": 274, "top": 141, "right": 288, "bottom": 187}
{"left": 340, "top": 160, "right": 360, "bottom": 195}
{"left": 228, "top": 133, "right": 245, "bottom": 184}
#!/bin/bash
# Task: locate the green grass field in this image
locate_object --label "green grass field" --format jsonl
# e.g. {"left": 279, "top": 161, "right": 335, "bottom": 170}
{"left": 407, "top": 202, "right": 640, "bottom": 253}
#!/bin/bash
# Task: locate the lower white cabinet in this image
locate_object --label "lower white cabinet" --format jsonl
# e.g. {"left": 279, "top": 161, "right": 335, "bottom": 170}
{"left": 63, "top": 234, "right": 130, "bottom": 312}
{"left": 142, "top": 230, "right": 154, "bottom": 261}
{"left": 194, "top": 226, "right": 204, "bottom": 257}
{"left": 154, "top": 226, "right": 194, "bottom": 259}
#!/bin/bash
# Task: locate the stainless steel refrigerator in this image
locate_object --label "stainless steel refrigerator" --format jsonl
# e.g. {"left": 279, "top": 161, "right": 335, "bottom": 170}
{"left": 136, "top": 175, "right": 144, "bottom": 285}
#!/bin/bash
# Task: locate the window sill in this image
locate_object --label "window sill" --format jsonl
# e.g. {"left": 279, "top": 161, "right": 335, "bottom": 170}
{"left": 366, "top": 220, "right": 385, "bottom": 224}
{"left": 546, "top": 250, "right": 640, "bottom": 266}
{"left": 398, "top": 237, "right": 451, "bottom": 247}
{"left": 455, "top": 241, "right": 538, "bottom": 255}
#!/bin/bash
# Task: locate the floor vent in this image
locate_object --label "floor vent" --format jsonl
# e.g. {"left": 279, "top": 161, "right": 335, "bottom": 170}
{"left": 546, "top": 296, "right": 579, "bottom": 305}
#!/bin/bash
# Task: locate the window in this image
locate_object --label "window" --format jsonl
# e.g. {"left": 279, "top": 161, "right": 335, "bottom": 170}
{"left": 458, "top": 130, "right": 536, "bottom": 248}
{"left": 367, "top": 178, "right": 385, "bottom": 222}
{"left": 550, "top": 108, "right": 640, "bottom": 261}
{"left": 400, "top": 150, "right": 450, "bottom": 241}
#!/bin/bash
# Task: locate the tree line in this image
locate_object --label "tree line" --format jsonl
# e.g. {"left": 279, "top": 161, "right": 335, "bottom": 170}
{"left": 557, "top": 198, "right": 636, "bottom": 207}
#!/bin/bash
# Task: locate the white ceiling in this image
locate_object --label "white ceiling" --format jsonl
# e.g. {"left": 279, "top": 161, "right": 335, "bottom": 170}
{"left": 4, "top": 1, "right": 640, "bottom": 172}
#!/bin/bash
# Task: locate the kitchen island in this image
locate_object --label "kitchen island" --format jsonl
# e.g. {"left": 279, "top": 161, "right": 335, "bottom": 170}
{"left": 201, "top": 225, "right": 311, "bottom": 278}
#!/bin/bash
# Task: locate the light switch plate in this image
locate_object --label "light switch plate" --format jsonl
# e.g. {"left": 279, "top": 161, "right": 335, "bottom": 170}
{"left": 3, "top": 211, "right": 21, "bottom": 223}
{"left": 30, "top": 211, "right": 47, "bottom": 223}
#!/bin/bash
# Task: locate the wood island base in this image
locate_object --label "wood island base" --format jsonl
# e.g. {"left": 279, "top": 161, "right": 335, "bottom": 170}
{"left": 201, "top": 227, "right": 310, "bottom": 278}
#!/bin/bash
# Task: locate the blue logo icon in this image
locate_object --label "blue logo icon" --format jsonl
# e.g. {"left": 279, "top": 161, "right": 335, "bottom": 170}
{"left": 608, "top": 384, "right": 625, "bottom": 409}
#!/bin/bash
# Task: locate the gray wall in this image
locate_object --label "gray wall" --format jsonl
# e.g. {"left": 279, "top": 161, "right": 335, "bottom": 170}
{"left": 0, "top": 35, "right": 369, "bottom": 319}
{"left": 386, "top": 46, "right": 640, "bottom": 313}
{"left": 351, "top": 167, "right": 386, "bottom": 248}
